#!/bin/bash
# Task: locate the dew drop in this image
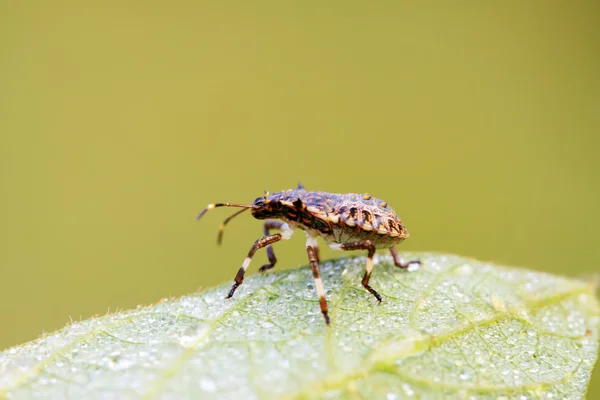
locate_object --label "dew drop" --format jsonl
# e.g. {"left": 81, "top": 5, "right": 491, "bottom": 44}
{"left": 402, "top": 384, "right": 415, "bottom": 397}
{"left": 200, "top": 377, "right": 217, "bottom": 392}
{"left": 179, "top": 335, "right": 195, "bottom": 348}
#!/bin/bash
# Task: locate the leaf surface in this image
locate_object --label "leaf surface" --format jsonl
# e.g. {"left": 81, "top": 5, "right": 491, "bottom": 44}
{"left": 1, "top": 253, "right": 599, "bottom": 399}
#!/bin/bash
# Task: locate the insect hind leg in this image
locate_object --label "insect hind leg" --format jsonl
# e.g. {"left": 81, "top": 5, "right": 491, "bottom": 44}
{"left": 338, "top": 240, "right": 382, "bottom": 303}
{"left": 390, "top": 247, "right": 420, "bottom": 269}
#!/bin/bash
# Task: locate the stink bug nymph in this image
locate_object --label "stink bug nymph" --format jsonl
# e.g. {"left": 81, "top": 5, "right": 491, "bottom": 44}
{"left": 196, "top": 183, "right": 419, "bottom": 325}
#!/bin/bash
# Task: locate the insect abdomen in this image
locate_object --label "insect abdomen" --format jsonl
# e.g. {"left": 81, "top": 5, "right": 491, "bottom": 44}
{"left": 333, "top": 196, "right": 406, "bottom": 236}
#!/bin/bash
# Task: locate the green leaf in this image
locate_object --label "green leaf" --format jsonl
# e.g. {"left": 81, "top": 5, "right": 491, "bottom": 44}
{"left": 1, "top": 253, "right": 599, "bottom": 399}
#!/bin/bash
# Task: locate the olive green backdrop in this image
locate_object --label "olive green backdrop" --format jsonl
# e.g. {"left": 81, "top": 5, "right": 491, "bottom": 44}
{"left": 1, "top": 1, "right": 599, "bottom": 395}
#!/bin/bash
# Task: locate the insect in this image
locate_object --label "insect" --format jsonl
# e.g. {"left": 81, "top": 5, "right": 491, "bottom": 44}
{"left": 196, "top": 183, "right": 419, "bottom": 325}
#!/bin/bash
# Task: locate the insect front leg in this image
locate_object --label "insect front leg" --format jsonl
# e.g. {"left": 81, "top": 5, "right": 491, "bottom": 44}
{"left": 227, "top": 227, "right": 293, "bottom": 299}
{"left": 390, "top": 247, "right": 420, "bottom": 269}
{"left": 306, "top": 236, "right": 330, "bottom": 325}
{"left": 335, "top": 240, "right": 382, "bottom": 303}
{"left": 259, "top": 221, "right": 284, "bottom": 273}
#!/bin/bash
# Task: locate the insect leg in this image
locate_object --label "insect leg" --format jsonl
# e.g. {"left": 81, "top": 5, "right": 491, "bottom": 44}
{"left": 338, "top": 240, "right": 382, "bottom": 303}
{"left": 306, "top": 236, "right": 330, "bottom": 325}
{"left": 390, "top": 247, "right": 420, "bottom": 269}
{"left": 227, "top": 233, "right": 285, "bottom": 299}
{"left": 258, "top": 220, "right": 284, "bottom": 273}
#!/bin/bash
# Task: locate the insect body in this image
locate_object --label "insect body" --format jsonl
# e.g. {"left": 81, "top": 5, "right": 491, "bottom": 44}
{"left": 196, "top": 184, "right": 419, "bottom": 325}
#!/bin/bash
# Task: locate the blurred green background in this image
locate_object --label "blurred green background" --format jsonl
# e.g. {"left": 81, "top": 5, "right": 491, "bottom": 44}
{"left": 1, "top": 0, "right": 599, "bottom": 394}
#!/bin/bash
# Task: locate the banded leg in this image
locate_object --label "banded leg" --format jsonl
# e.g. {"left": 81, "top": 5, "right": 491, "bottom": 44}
{"left": 390, "top": 247, "right": 420, "bottom": 269}
{"left": 259, "top": 220, "right": 284, "bottom": 272}
{"left": 339, "top": 240, "right": 381, "bottom": 303}
{"left": 227, "top": 233, "right": 283, "bottom": 299}
{"left": 306, "top": 237, "right": 330, "bottom": 325}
